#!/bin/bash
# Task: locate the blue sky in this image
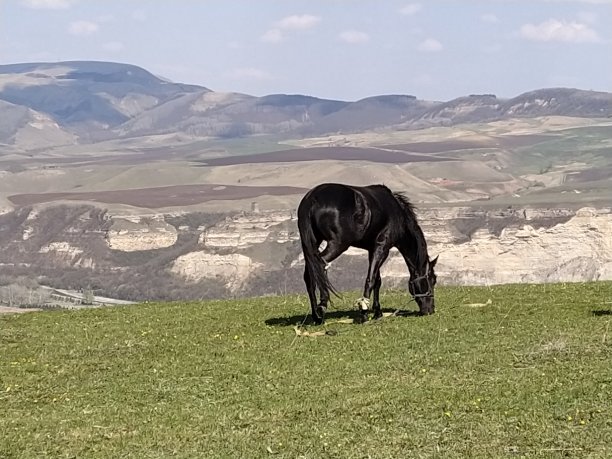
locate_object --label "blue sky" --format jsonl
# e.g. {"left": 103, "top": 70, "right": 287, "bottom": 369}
{"left": 1, "top": 0, "right": 611, "bottom": 101}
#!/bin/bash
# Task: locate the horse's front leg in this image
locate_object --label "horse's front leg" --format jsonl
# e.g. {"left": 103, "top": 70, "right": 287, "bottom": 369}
{"left": 357, "top": 244, "right": 389, "bottom": 323}
{"left": 357, "top": 272, "right": 382, "bottom": 321}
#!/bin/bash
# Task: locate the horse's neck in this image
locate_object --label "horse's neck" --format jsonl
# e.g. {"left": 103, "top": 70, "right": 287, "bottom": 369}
{"left": 397, "top": 230, "right": 428, "bottom": 274}
{"left": 401, "top": 251, "right": 426, "bottom": 276}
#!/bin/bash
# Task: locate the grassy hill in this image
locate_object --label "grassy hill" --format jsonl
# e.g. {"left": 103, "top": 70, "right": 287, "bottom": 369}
{"left": 1, "top": 282, "right": 611, "bottom": 458}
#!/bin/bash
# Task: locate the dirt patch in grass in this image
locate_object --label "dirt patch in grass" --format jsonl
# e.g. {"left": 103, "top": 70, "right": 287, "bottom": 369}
{"left": 200, "top": 146, "right": 455, "bottom": 166}
{"left": 0, "top": 306, "right": 41, "bottom": 314}
{"left": 8, "top": 184, "right": 308, "bottom": 209}
{"left": 379, "top": 134, "right": 556, "bottom": 153}
{"left": 379, "top": 139, "right": 495, "bottom": 153}
{"left": 493, "top": 133, "right": 558, "bottom": 148}
{"left": 566, "top": 165, "right": 612, "bottom": 183}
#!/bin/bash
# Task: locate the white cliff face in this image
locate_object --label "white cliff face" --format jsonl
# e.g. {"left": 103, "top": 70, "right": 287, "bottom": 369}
{"left": 21, "top": 209, "right": 40, "bottom": 240}
{"left": 38, "top": 242, "right": 95, "bottom": 268}
{"left": 107, "top": 217, "right": 178, "bottom": 251}
{"left": 71, "top": 205, "right": 611, "bottom": 294}
{"left": 39, "top": 241, "right": 83, "bottom": 256}
{"left": 381, "top": 207, "right": 612, "bottom": 285}
{"left": 202, "top": 211, "right": 297, "bottom": 248}
{"left": 171, "top": 252, "right": 262, "bottom": 289}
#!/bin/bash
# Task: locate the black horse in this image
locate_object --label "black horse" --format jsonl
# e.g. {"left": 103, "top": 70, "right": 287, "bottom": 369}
{"left": 297, "top": 183, "right": 438, "bottom": 324}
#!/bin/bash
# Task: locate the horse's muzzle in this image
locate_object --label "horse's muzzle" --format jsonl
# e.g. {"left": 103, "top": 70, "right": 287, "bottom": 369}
{"left": 418, "top": 299, "right": 435, "bottom": 315}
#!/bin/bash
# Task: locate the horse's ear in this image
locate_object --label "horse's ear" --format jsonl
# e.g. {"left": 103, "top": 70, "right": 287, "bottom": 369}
{"left": 430, "top": 255, "right": 439, "bottom": 268}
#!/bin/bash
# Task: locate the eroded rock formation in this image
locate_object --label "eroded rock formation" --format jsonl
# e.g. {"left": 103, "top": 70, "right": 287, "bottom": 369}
{"left": 105, "top": 206, "right": 611, "bottom": 291}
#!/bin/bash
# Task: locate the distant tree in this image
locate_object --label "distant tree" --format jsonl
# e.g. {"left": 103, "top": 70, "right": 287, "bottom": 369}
{"left": 82, "top": 288, "right": 95, "bottom": 305}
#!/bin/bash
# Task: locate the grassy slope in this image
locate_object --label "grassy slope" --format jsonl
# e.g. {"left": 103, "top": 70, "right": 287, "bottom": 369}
{"left": 1, "top": 282, "right": 611, "bottom": 458}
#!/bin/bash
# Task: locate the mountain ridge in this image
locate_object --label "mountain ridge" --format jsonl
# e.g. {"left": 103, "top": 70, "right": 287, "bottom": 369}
{"left": 1, "top": 60, "right": 612, "bottom": 148}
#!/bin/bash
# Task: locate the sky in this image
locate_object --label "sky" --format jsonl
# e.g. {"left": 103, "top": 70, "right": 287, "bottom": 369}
{"left": 1, "top": 0, "right": 611, "bottom": 102}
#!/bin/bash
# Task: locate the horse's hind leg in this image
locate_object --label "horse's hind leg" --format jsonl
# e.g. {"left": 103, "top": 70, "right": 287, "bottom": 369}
{"left": 303, "top": 266, "right": 321, "bottom": 324}
{"left": 317, "top": 240, "right": 348, "bottom": 314}
{"left": 320, "top": 239, "right": 348, "bottom": 267}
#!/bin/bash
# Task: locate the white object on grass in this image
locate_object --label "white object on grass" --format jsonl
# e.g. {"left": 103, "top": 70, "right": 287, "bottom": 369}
{"left": 355, "top": 297, "right": 370, "bottom": 311}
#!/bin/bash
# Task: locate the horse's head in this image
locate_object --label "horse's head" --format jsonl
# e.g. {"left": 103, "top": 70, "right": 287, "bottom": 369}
{"left": 409, "top": 255, "right": 438, "bottom": 315}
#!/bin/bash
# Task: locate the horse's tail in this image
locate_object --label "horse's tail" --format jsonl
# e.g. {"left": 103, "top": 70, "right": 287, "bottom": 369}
{"left": 297, "top": 205, "right": 339, "bottom": 298}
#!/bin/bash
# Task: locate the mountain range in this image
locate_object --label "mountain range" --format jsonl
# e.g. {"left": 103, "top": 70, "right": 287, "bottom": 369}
{"left": 1, "top": 60, "right": 612, "bottom": 150}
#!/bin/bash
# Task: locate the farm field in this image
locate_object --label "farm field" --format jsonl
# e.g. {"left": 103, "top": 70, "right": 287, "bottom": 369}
{"left": 1, "top": 282, "right": 611, "bottom": 458}
{"left": 2, "top": 117, "right": 612, "bottom": 214}
{"left": 8, "top": 183, "right": 308, "bottom": 209}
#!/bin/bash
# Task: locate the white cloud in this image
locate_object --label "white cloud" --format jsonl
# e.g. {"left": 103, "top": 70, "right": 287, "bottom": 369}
{"left": 102, "top": 41, "right": 124, "bottom": 52}
{"left": 399, "top": 3, "right": 422, "bottom": 15}
{"left": 339, "top": 30, "right": 370, "bottom": 44}
{"left": 417, "top": 38, "right": 443, "bottom": 52}
{"left": 481, "top": 13, "right": 499, "bottom": 23}
{"left": 483, "top": 43, "right": 503, "bottom": 53}
{"left": 275, "top": 14, "right": 321, "bottom": 30}
{"left": 227, "top": 41, "right": 244, "bottom": 49}
{"left": 68, "top": 20, "right": 99, "bottom": 36}
{"left": 548, "top": 75, "right": 582, "bottom": 87}
{"left": 21, "top": 0, "right": 76, "bottom": 9}
{"left": 96, "top": 14, "right": 114, "bottom": 23}
{"left": 519, "top": 19, "right": 600, "bottom": 43}
{"left": 228, "top": 67, "right": 272, "bottom": 80}
{"left": 132, "top": 9, "right": 147, "bottom": 22}
{"left": 411, "top": 74, "right": 434, "bottom": 86}
{"left": 262, "top": 14, "right": 320, "bottom": 44}
{"left": 577, "top": 11, "right": 598, "bottom": 23}
{"left": 27, "top": 51, "right": 55, "bottom": 60}
{"left": 409, "top": 26, "right": 424, "bottom": 35}
{"left": 261, "top": 29, "right": 284, "bottom": 43}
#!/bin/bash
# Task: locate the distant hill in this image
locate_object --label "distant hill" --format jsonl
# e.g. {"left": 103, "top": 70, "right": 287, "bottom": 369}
{"left": 1, "top": 60, "right": 612, "bottom": 149}
{"left": 0, "top": 61, "right": 205, "bottom": 143}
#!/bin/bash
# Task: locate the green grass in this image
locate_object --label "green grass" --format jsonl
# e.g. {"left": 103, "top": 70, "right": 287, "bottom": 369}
{"left": 200, "top": 135, "right": 291, "bottom": 157}
{"left": 510, "top": 129, "right": 612, "bottom": 176}
{"left": 1, "top": 283, "right": 612, "bottom": 458}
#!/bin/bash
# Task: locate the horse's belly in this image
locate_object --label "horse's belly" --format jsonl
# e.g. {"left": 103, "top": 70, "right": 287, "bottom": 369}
{"left": 351, "top": 240, "right": 373, "bottom": 251}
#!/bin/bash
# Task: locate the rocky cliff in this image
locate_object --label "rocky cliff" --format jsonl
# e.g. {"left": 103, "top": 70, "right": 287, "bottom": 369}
{"left": 1, "top": 204, "right": 610, "bottom": 302}
{"left": 384, "top": 207, "right": 612, "bottom": 285}
{"left": 106, "top": 205, "right": 612, "bottom": 292}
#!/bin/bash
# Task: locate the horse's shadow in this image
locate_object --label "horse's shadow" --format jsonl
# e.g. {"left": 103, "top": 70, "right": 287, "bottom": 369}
{"left": 265, "top": 308, "right": 421, "bottom": 327}
{"left": 592, "top": 309, "right": 612, "bottom": 316}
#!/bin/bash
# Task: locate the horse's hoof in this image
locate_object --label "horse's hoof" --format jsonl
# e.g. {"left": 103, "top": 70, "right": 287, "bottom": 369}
{"left": 373, "top": 311, "right": 383, "bottom": 320}
{"left": 355, "top": 314, "right": 368, "bottom": 324}
{"left": 312, "top": 316, "right": 324, "bottom": 325}
{"left": 313, "top": 306, "right": 326, "bottom": 324}
{"left": 355, "top": 297, "right": 370, "bottom": 311}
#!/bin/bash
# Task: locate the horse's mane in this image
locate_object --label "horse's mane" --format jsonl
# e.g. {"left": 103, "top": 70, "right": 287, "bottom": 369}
{"left": 392, "top": 191, "right": 428, "bottom": 269}
{"left": 392, "top": 192, "right": 417, "bottom": 221}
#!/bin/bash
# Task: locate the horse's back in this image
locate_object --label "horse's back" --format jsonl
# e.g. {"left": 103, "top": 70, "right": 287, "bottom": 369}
{"left": 299, "top": 183, "right": 368, "bottom": 217}
{"left": 298, "top": 182, "right": 355, "bottom": 218}
{"left": 299, "top": 183, "right": 399, "bottom": 214}
{"left": 298, "top": 184, "right": 356, "bottom": 238}
{"left": 300, "top": 182, "right": 391, "bottom": 204}
{"left": 298, "top": 183, "right": 399, "bottom": 245}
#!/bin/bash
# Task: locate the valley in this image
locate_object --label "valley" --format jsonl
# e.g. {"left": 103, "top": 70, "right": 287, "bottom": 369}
{"left": 1, "top": 61, "right": 612, "bottom": 305}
